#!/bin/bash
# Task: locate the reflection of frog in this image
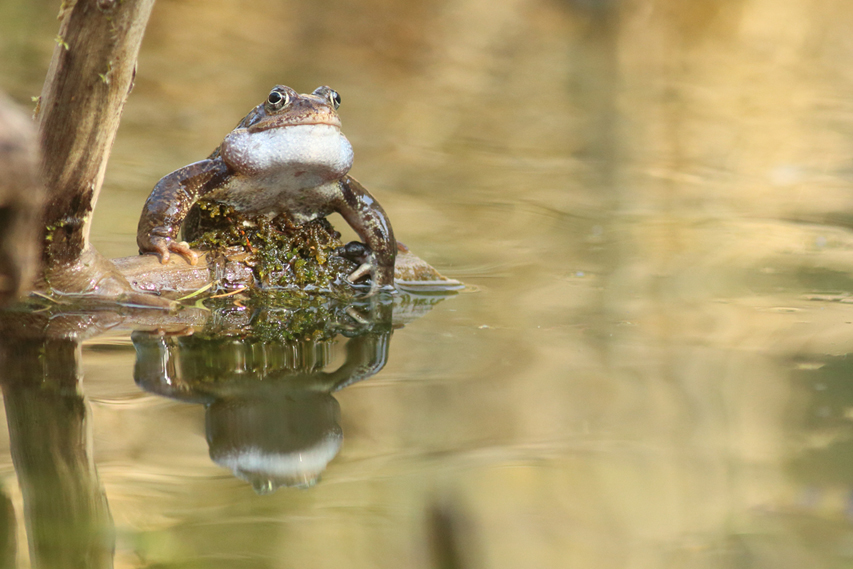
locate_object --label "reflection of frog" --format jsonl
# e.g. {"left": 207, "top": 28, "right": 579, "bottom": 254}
{"left": 137, "top": 85, "right": 396, "bottom": 290}
{"left": 133, "top": 329, "right": 392, "bottom": 492}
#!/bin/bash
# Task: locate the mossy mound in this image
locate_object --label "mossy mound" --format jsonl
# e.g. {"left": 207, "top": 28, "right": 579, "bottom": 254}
{"left": 184, "top": 200, "right": 357, "bottom": 295}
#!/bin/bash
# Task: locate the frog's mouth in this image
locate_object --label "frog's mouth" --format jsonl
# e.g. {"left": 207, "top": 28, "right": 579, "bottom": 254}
{"left": 247, "top": 115, "right": 342, "bottom": 133}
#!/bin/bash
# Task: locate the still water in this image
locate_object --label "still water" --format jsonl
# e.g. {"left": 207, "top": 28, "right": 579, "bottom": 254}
{"left": 4, "top": 0, "right": 853, "bottom": 567}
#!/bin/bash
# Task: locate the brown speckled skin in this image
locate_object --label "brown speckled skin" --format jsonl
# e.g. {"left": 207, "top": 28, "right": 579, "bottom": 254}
{"left": 137, "top": 85, "right": 396, "bottom": 289}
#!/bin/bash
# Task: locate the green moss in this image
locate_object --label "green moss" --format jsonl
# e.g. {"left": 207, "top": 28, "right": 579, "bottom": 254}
{"left": 187, "top": 200, "right": 356, "bottom": 296}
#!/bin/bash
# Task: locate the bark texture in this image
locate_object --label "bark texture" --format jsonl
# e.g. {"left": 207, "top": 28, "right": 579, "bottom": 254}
{"left": 37, "top": 0, "right": 165, "bottom": 306}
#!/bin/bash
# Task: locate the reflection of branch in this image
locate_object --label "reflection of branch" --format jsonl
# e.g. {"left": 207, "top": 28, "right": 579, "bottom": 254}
{"left": 0, "top": 491, "right": 16, "bottom": 567}
{"left": 1, "top": 338, "right": 113, "bottom": 569}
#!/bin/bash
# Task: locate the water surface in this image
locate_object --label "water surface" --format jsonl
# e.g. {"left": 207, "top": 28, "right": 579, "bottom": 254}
{"left": 2, "top": 0, "right": 853, "bottom": 567}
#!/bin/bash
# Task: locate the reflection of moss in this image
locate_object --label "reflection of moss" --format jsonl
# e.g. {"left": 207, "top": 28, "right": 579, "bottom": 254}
{"left": 187, "top": 200, "right": 355, "bottom": 294}
{"left": 250, "top": 307, "right": 337, "bottom": 343}
{"left": 196, "top": 289, "right": 397, "bottom": 343}
{"left": 201, "top": 295, "right": 342, "bottom": 343}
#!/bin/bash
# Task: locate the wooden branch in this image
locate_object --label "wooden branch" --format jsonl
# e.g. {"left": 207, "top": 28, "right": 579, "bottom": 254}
{"left": 35, "top": 0, "right": 168, "bottom": 307}
{"left": 38, "top": 0, "right": 155, "bottom": 259}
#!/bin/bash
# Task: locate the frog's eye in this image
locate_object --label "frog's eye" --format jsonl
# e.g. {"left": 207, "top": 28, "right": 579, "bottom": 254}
{"left": 311, "top": 86, "right": 341, "bottom": 110}
{"left": 328, "top": 90, "right": 341, "bottom": 110}
{"left": 267, "top": 90, "right": 290, "bottom": 110}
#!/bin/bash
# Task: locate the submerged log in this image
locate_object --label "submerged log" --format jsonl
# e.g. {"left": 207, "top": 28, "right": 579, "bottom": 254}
{"left": 112, "top": 246, "right": 463, "bottom": 297}
{"left": 114, "top": 208, "right": 462, "bottom": 297}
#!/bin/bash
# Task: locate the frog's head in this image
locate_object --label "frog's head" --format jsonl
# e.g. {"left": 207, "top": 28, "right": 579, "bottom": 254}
{"left": 240, "top": 85, "right": 343, "bottom": 132}
{"left": 221, "top": 85, "right": 354, "bottom": 189}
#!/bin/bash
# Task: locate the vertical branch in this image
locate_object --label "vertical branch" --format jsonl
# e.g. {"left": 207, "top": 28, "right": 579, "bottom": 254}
{"left": 36, "top": 0, "right": 171, "bottom": 307}
{"left": 39, "top": 0, "right": 155, "bottom": 263}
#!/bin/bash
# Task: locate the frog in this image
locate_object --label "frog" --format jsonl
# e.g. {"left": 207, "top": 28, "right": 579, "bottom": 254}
{"left": 137, "top": 85, "right": 396, "bottom": 292}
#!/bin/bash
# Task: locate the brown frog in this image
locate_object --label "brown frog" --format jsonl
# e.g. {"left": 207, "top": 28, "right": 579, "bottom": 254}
{"left": 137, "top": 85, "right": 396, "bottom": 291}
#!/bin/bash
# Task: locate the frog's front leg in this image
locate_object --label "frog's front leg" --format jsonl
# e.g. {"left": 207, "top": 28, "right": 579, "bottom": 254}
{"left": 137, "top": 160, "right": 225, "bottom": 264}
{"left": 331, "top": 175, "right": 397, "bottom": 292}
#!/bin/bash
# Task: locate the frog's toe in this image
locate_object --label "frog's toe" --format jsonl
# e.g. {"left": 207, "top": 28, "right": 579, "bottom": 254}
{"left": 347, "top": 262, "right": 372, "bottom": 283}
{"left": 142, "top": 236, "right": 172, "bottom": 264}
{"left": 347, "top": 264, "right": 396, "bottom": 296}
{"left": 169, "top": 241, "right": 198, "bottom": 265}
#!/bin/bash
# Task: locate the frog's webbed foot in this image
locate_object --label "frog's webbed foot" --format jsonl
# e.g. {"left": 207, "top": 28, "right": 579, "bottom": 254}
{"left": 141, "top": 235, "right": 199, "bottom": 265}
{"left": 337, "top": 241, "right": 395, "bottom": 294}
